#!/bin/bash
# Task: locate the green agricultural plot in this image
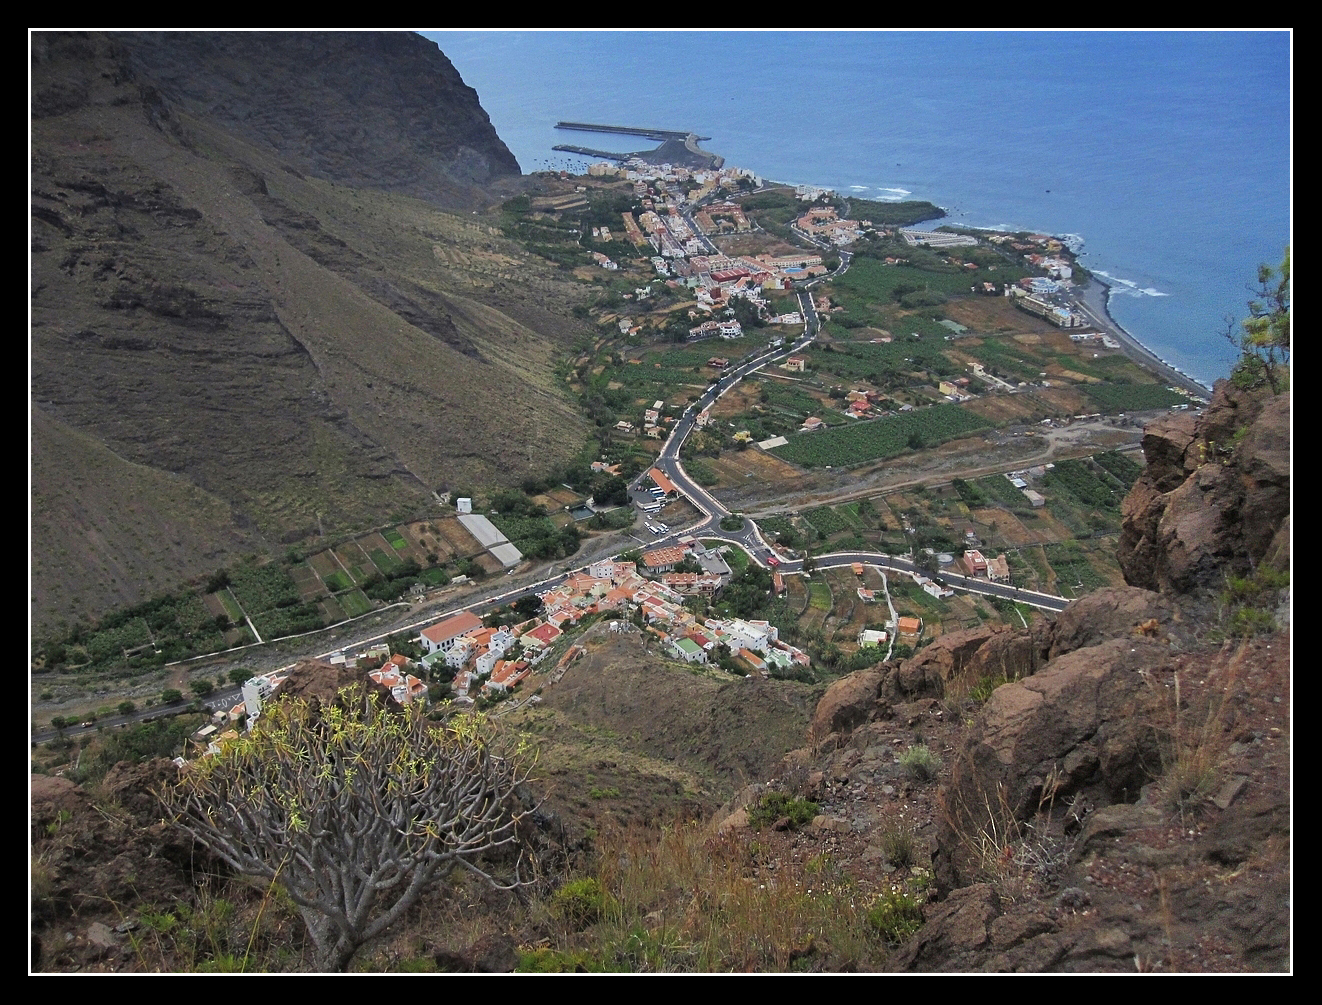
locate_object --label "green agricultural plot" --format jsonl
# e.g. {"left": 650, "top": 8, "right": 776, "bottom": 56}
{"left": 813, "top": 336, "right": 960, "bottom": 385}
{"left": 369, "top": 547, "right": 403, "bottom": 575}
{"left": 1043, "top": 542, "right": 1110, "bottom": 594}
{"left": 319, "top": 596, "right": 347, "bottom": 623}
{"left": 804, "top": 506, "right": 854, "bottom": 537}
{"left": 420, "top": 566, "right": 451, "bottom": 586}
{"left": 1094, "top": 450, "right": 1144, "bottom": 488}
{"left": 250, "top": 603, "right": 325, "bottom": 640}
{"left": 808, "top": 582, "right": 833, "bottom": 611}
{"left": 339, "top": 589, "right": 373, "bottom": 618}
{"left": 324, "top": 570, "right": 354, "bottom": 593}
{"left": 229, "top": 562, "right": 300, "bottom": 614}
{"left": 1043, "top": 459, "right": 1121, "bottom": 510}
{"left": 974, "top": 474, "right": 1033, "bottom": 509}
{"left": 773, "top": 404, "right": 991, "bottom": 468}
{"left": 216, "top": 589, "right": 244, "bottom": 623}
{"left": 1084, "top": 383, "right": 1188, "bottom": 411}
{"left": 383, "top": 528, "right": 408, "bottom": 550}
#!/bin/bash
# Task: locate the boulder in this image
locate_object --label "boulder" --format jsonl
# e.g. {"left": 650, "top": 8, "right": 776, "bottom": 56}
{"left": 895, "top": 627, "right": 996, "bottom": 695}
{"left": 963, "top": 624, "right": 1051, "bottom": 682}
{"left": 1137, "top": 412, "right": 1201, "bottom": 492}
{"left": 31, "top": 775, "right": 87, "bottom": 840}
{"left": 935, "top": 639, "right": 1169, "bottom": 893}
{"left": 893, "top": 884, "right": 1002, "bottom": 971}
{"left": 953, "top": 638, "right": 1168, "bottom": 819}
{"left": 101, "top": 757, "right": 178, "bottom": 819}
{"left": 1046, "top": 586, "right": 1173, "bottom": 661}
{"left": 809, "top": 665, "right": 887, "bottom": 742}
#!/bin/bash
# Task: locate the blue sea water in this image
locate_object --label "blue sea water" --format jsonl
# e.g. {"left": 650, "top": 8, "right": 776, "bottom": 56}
{"left": 424, "top": 31, "right": 1290, "bottom": 388}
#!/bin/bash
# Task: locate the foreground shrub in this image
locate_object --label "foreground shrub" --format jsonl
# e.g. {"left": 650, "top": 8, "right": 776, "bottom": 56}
{"left": 747, "top": 792, "right": 819, "bottom": 830}
{"left": 900, "top": 744, "right": 942, "bottom": 782}
{"left": 866, "top": 889, "right": 925, "bottom": 945}
{"left": 552, "top": 878, "right": 612, "bottom": 928}
{"left": 162, "top": 686, "right": 533, "bottom": 971}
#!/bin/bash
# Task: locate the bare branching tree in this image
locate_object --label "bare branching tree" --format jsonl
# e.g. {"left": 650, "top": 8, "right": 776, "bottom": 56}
{"left": 161, "top": 686, "right": 534, "bottom": 971}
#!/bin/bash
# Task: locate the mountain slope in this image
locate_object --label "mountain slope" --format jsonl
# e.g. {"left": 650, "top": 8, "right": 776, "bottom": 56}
{"left": 30, "top": 32, "right": 591, "bottom": 631}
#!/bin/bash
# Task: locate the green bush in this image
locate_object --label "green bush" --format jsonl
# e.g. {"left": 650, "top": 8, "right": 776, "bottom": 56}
{"left": 866, "top": 889, "right": 925, "bottom": 945}
{"left": 747, "top": 791, "right": 819, "bottom": 830}
{"left": 162, "top": 688, "right": 184, "bottom": 704}
{"left": 552, "top": 878, "right": 612, "bottom": 928}
{"left": 899, "top": 744, "right": 942, "bottom": 782}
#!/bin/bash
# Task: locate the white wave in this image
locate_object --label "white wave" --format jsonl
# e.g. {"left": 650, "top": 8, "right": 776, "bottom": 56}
{"left": 1095, "top": 270, "right": 1138, "bottom": 288}
{"left": 1096, "top": 271, "right": 1168, "bottom": 298}
{"left": 1057, "top": 233, "right": 1085, "bottom": 254}
{"left": 849, "top": 185, "right": 869, "bottom": 191}
{"left": 874, "top": 187, "right": 911, "bottom": 196}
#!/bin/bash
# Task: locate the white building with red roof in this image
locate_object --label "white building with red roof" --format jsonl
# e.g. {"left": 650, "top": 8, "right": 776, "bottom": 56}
{"left": 420, "top": 610, "right": 484, "bottom": 655}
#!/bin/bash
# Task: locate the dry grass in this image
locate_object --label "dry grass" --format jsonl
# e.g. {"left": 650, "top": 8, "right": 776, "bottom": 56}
{"left": 529, "top": 821, "right": 892, "bottom": 971}
{"left": 1143, "top": 647, "right": 1247, "bottom": 822}
{"left": 939, "top": 766, "right": 1075, "bottom": 903}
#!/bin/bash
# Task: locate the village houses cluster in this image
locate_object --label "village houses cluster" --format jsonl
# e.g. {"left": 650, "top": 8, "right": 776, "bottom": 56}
{"left": 589, "top": 158, "right": 853, "bottom": 344}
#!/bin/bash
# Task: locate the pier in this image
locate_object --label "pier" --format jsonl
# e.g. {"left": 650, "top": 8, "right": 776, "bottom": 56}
{"left": 555, "top": 121, "right": 712, "bottom": 142}
{"left": 552, "top": 121, "right": 724, "bottom": 171}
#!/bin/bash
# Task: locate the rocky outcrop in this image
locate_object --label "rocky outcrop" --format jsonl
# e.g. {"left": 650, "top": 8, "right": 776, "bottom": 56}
{"left": 272, "top": 658, "right": 398, "bottom": 710}
{"left": 1045, "top": 586, "right": 1174, "bottom": 660}
{"left": 934, "top": 638, "right": 1170, "bottom": 894}
{"left": 1118, "top": 381, "right": 1290, "bottom": 593}
{"left": 808, "top": 665, "right": 887, "bottom": 743}
{"left": 894, "top": 626, "right": 999, "bottom": 695}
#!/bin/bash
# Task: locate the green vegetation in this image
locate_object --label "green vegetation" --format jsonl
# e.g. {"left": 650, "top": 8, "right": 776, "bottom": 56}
{"left": 1043, "top": 459, "right": 1120, "bottom": 510}
{"left": 866, "top": 889, "right": 925, "bottom": 945}
{"left": 1218, "top": 566, "right": 1288, "bottom": 639}
{"left": 974, "top": 474, "right": 1034, "bottom": 510}
{"left": 1043, "top": 541, "right": 1109, "bottom": 593}
{"left": 747, "top": 792, "right": 819, "bottom": 830}
{"left": 844, "top": 196, "right": 945, "bottom": 227}
{"left": 36, "top": 590, "right": 235, "bottom": 678}
{"left": 229, "top": 561, "right": 300, "bottom": 615}
{"left": 807, "top": 582, "right": 833, "bottom": 611}
{"left": 685, "top": 458, "right": 720, "bottom": 487}
{"left": 488, "top": 491, "right": 581, "bottom": 561}
{"left": 160, "top": 685, "right": 532, "bottom": 971}
{"left": 899, "top": 744, "right": 942, "bottom": 782}
{"left": 65, "top": 713, "right": 207, "bottom": 786}
{"left": 803, "top": 505, "right": 853, "bottom": 538}
{"left": 1084, "top": 383, "right": 1187, "bottom": 412}
{"left": 773, "top": 405, "right": 991, "bottom": 468}
{"left": 756, "top": 515, "right": 804, "bottom": 549}
{"left": 1226, "top": 249, "right": 1290, "bottom": 394}
{"left": 339, "top": 589, "right": 373, "bottom": 618}
{"left": 552, "top": 878, "right": 613, "bottom": 928}
{"left": 879, "top": 822, "right": 917, "bottom": 868}
{"left": 1093, "top": 450, "right": 1144, "bottom": 488}
{"left": 951, "top": 478, "right": 988, "bottom": 507}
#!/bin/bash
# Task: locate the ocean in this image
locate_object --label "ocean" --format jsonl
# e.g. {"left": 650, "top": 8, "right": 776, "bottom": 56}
{"left": 424, "top": 31, "right": 1290, "bottom": 388}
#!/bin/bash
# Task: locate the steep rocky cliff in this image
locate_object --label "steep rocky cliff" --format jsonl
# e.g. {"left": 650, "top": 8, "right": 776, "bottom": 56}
{"left": 1117, "top": 381, "right": 1289, "bottom": 594}
{"left": 764, "top": 380, "right": 1291, "bottom": 971}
